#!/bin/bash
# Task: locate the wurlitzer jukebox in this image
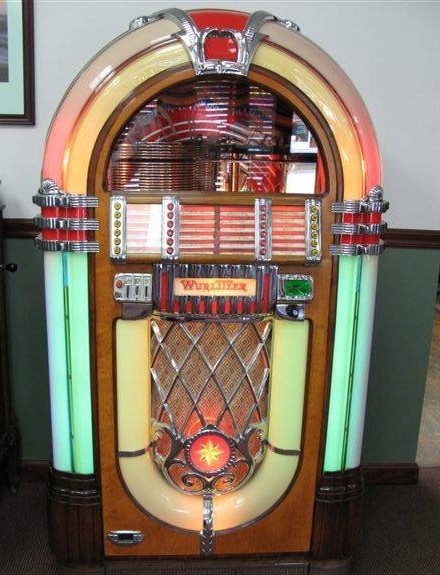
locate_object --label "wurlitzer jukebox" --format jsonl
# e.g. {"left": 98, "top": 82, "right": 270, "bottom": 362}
{"left": 33, "top": 9, "right": 388, "bottom": 574}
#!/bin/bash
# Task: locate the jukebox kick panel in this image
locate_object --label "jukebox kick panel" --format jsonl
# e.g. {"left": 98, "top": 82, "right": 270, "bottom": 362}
{"left": 35, "top": 8, "right": 388, "bottom": 572}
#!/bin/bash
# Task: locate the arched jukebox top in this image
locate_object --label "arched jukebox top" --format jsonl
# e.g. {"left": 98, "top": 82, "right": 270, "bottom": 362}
{"left": 33, "top": 9, "right": 388, "bottom": 559}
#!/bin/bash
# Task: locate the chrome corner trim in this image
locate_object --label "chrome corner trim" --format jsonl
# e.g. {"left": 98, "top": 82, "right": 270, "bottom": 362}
{"left": 107, "top": 530, "right": 144, "bottom": 546}
{"left": 173, "top": 10, "right": 274, "bottom": 76}
{"left": 114, "top": 273, "right": 153, "bottom": 303}
{"left": 276, "top": 18, "right": 301, "bottom": 33}
{"left": 128, "top": 15, "right": 161, "bottom": 30}
{"left": 332, "top": 185, "right": 389, "bottom": 214}
{"left": 275, "top": 303, "right": 305, "bottom": 321}
{"left": 34, "top": 236, "right": 99, "bottom": 253}
{"left": 162, "top": 196, "right": 179, "bottom": 260}
{"left": 277, "top": 274, "right": 313, "bottom": 302}
{"left": 331, "top": 222, "right": 387, "bottom": 236}
{"left": 128, "top": 9, "right": 300, "bottom": 76}
{"left": 33, "top": 215, "right": 99, "bottom": 231}
{"left": 329, "top": 242, "right": 386, "bottom": 257}
{"left": 33, "top": 180, "right": 98, "bottom": 208}
{"left": 40, "top": 178, "right": 60, "bottom": 195}
{"left": 305, "top": 198, "right": 322, "bottom": 264}
{"left": 110, "top": 195, "right": 126, "bottom": 262}
{"left": 255, "top": 198, "right": 272, "bottom": 261}
{"left": 200, "top": 490, "right": 214, "bottom": 556}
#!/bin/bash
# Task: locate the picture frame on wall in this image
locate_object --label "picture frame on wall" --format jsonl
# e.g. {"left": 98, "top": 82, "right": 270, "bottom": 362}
{"left": 0, "top": 0, "right": 34, "bottom": 125}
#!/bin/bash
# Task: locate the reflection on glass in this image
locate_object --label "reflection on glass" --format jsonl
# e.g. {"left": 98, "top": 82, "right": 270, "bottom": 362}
{"left": 107, "top": 78, "right": 324, "bottom": 195}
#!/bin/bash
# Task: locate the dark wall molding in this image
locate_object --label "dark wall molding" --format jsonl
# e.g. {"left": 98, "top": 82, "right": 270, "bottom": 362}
{"left": 4, "top": 219, "right": 37, "bottom": 239}
{"left": 4, "top": 219, "right": 439, "bottom": 248}
{"left": 20, "top": 459, "right": 419, "bottom": 485}
{"left": 384, "top": 229, "right": 440, "bottom": 249}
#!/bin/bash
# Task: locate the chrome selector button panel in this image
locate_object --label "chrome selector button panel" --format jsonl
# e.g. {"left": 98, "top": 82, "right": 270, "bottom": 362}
{"left": 113, "top": 273, "right": 152, "bottom": 303}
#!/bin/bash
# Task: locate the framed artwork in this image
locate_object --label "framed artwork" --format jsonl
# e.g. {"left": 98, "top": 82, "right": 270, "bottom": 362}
{"left": 0, "top": 0, "right": 34, "bottom": 125}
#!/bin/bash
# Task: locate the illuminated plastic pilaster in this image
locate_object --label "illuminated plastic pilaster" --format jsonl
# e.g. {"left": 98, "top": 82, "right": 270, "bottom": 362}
{"left": 324, "top": 256, "right": 362, "bottom": 472}
{"left": 44, "top": 252, "right": 72, "bottom": 472}
{"left": 345, "top": 256, "right": 379, "bottom": 468}
{"left": 65, "top": 253, "right": 94, "bottom": 473}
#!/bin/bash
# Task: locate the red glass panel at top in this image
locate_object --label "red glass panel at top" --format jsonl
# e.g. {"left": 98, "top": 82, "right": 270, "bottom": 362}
{"left": 189, "top": 10, "right": 248, "bottom": 31}
{"left": 189, "top": 10, "right": 249, "bottom": 61}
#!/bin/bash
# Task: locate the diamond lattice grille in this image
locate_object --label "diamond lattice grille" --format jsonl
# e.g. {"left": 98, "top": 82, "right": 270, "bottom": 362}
{"left": 151, "top": 318, "right": 271, "bottom": 443}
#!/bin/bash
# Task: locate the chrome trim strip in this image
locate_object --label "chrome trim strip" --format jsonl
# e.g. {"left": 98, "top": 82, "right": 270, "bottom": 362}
{"left": 35, "top": 237, "right": 99, "bottom": 253}
{"left": 255, "top": 198, "right": 272, "bottom": 262}
{"left": 331, "top": 222, "right": 387, "bottom": 235}
{"left": 33, "top": 215, "right": 99, "bottom": 231}
{"left": 329, "top": 242, "right": 385, "bottom": 257}
{"left": 162, "top": 196, "right": 179, "bottom": 260}
{"left": 332, "top": 185, "right": 389, "bottom": 214}
{"left": 110, "top": 195, "right": 126, "bottom": 262}
{"left": 33, "top": 193, "right": 99, "bottom": 208}
{"left": 305, "top": 198, "right": 322, "bottom": 264}
{"left": 200, "top": 491, "right": 214, "bottom": 556}
{"left": 33, "top": 180, "right": 98, "bottom": 208}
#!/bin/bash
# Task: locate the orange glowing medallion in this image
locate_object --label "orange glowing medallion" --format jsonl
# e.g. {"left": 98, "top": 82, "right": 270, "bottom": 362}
{"left": 187, "top": 431, "right": 234, "bottom": 475}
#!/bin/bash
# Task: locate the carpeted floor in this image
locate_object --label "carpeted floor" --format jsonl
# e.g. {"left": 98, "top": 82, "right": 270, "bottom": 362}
{"left": 417, "top": 296, "right": 440, "bottom": 467}
{"left": 0, "top": 468, "right": 439, "bottom": 574}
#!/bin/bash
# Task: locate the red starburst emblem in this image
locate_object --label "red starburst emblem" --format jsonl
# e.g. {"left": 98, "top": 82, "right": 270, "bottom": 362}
{"left": 186, "top": 429, "right": 234, "bottom": 475}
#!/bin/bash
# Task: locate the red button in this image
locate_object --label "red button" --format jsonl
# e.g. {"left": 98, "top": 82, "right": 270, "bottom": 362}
{"left": 166, "top": 247, "right": 174, "bottom": 255}
{"left": 115, "top": 280, "right": 123, "bottom": 289}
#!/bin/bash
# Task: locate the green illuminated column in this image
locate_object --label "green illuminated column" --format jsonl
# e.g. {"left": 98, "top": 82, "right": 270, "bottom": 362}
{"left": 44, "top": 252, "right": 73, "bottom": 472}
{"left": 65, "top": 253, "right": 94, "bottom": 473}
{"left": 345, "top": 255, "right": 378, "bottom": 469}
{"left": 324, "top": 256, "right": 362, "bottom": 472}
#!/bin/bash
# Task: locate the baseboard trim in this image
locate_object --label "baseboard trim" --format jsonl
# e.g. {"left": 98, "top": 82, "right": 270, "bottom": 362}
{"left": 362, "top": 462, "right": 419, "bottom": 485}
{"left": 384, "top": 229, "right": 440, "bottom": 249}
{"left": 4, "top": 219, "right": 440, "bottom": 249}
{"left": 3, "top": 218, "right": 37, "bottom": 239}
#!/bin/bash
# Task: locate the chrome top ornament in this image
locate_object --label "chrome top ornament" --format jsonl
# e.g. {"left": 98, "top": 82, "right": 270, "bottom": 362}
{"left": 128, "top": 9, "right": 300, "bottom": 76}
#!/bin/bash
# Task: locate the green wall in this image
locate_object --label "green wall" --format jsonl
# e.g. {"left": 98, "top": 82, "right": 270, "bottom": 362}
{"left": 4, "top": 239, "right": 51, "bottom": 460}
{"left": 3, "top": 239, "right": 439, "bottom": 463}
{"left": 361, "top": 248, "right": 439, "bottom": 463}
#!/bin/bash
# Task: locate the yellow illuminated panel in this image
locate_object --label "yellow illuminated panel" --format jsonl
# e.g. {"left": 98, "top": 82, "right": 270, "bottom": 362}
{"left": 63, "top": 43, "right": 190, "bottom": 193}
{"left": 253, "top": 44, "right": 364, "bottom": 199}
{"left": 116, "top": 318, "right": 309, "bottom": 533}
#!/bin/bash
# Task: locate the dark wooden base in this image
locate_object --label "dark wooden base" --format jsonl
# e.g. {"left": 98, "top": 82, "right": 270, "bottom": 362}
{"left": 48, "top": 556, "right": 352, "bottom": 574}
{"left": 104, "top": 556, "right": 351, "bottom": 574}
{"left": 39, "top": 462, "right": 418, "bottom": 572}
{"left": 47, "top": 466, "right": 103, "bottom": 569}
{"left": 311, "top": 467, "right": 364, "bottom": 561}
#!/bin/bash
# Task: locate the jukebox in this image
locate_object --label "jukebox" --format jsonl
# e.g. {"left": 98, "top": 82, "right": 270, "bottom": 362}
{"left": 33, "top": 9, "right": 388, "bottom": 574}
